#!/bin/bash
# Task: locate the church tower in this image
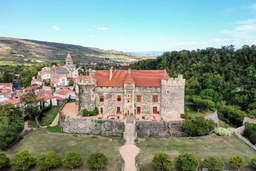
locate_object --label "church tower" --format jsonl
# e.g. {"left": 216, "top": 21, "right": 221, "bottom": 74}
{"left": 66, "top": 53, "right": 73, "bottom": 66}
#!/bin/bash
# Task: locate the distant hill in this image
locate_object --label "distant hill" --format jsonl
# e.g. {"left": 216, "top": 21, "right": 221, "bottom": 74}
{"left": 0, "top": 37, "right": 146, "bottom": 63}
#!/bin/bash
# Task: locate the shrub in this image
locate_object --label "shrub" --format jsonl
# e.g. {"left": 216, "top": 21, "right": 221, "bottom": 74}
{"left": 182, "top": 116, "right": 216, "bottom": 136}
{"left": 214, "top": 127, "right": 235, "bottom": 136}
{"left": 63, "top": 151, "right": 82, "bottom": 169}
{"left": 87, "top": 152, "right": 107, "bottom": 170}
{"left": 11, "top": 150, "right": 36, "bottom": 171}
{"left": 152, "top": 152, "right": 174, "bottom": 171}
{"left": 243, "top": 123, "right": 256, "bottom": 145}
{"left": 229, "top": 155, "right": 247, "bottom": 170}
{"left": 219, "top": 105, "right": 246, "bottom": 127}
{"left": 251, "top": 157, "right": 256, "bottom": 169}
{"left": 83, "top": 107, "right": 99, "bottom": 116}
{"left": 0, "top": 151, "right": 9, "bottom": 169}
{"left": 36, "top": 151, "right": 62, "bottom": 171}
{"left": 203, "top": 156, "right": 225, "bottom": 171}
{"left": 176, "top": 153, "right": 199, "bottom": 171}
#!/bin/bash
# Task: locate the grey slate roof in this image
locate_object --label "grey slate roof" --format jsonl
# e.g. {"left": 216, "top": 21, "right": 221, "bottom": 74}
{"left": 56, "top": 67, "right": 69, "bottom": 74}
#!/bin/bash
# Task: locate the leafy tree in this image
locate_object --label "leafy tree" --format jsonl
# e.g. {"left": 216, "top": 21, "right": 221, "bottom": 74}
{"left": 19, "top": 67, "right": 38, "bottom": 88}
{"left": 176, "top": 153, "right": 199, "bottom": 171}
{"left": 0, "top": 151, "right": 9, "bottom": 169}
{"left": 87, "top": 152, "right": 107, "bottom": 170}
{"left": 11, "top": 150, "right": 36, "bottom": 171}
{"left": 182, "top": 117, "right": 216, "bottom": 136}
{"left": 0, "top": 116, "right": 23, "bottom": 150}
{"left": 21, "top": 92, "right": 41, "bottom": 119}
{"left": 243, "top": 123, "right": 256, "bottom": 145}
{"left": 68, "top": 79, "right": 74, "bottom": 86}
{"left": 152, "top": 152, "right": 174, "bottom": 171}
{"left": 219, "top": 105, "right": 246, "bottom": 127}
{"left": 203, "top": 156, "right": 225, "bottom": 171}
{"left": 63, "top": 151, "right": 82, "bottom": 170}
{"left": 251, "top": 157, "right": 256, "bottom": 169}
{"left": 229, "top": 155, "right": 247, "bottom": 171}
{"left": 36, "top": 151, "right": 62, "bottom": 171}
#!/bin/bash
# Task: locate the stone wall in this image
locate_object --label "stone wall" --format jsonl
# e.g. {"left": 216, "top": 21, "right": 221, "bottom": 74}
{"left": 59, "top": 112, "right": 124, "bottom": 135}
{"left": 135, "top": 120, "right": 184, "bottom": 137}
{"left": 205, "top": 111, "right": 220, "bottom": 127}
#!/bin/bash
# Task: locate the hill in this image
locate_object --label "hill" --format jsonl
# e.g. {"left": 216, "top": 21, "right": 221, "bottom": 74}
{"left": 0, "top": 37, "right": 146, "bottom": 64}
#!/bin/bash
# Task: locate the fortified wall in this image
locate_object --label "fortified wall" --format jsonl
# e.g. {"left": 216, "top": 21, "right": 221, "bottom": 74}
{"left": 59, "top": 111, "right": 184, "bottom": 137}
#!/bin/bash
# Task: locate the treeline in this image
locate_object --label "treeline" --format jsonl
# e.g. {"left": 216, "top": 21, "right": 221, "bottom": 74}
{"left": 130, "top": 45, "right": 256, "bottom": 122}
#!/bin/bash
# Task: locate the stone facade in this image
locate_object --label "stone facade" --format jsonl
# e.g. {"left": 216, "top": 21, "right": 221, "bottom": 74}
{"left": 77, "top": 69, "right": 185, "bottom": 118}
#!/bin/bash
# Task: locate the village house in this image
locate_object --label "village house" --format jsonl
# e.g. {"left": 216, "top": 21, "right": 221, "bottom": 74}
{"left": 54, "top": 89, "right": 76, "bottom": 100}
{"left": 77, "top": 68, "right": 185, "bottom": 118}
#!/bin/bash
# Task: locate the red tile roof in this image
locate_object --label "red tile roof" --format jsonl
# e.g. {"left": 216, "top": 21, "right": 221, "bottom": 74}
{"left": 24, "top": 86, "right": 39, "bottom": 91}
{"left": 37, "top": 94, "right": 56, "bottom": 100}
{"left": 9, "top": 98, "right": 21, "bottom": 105}
{"left": 93, "top": 70, "right": 169, "bottom": 87}
{"left": 56, "top": 89, "right": 73, "bottom": 95}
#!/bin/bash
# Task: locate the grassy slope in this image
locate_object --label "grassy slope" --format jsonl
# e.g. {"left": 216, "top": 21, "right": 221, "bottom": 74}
{"left": 39, "top": 106, "right": 61, "bottom": 126}
{"left": 7, "top": 130, "right": 123, "bottom": 171}
{"left": 136, "top": 135, "right": 256, "bottom": 171}
{"left": 6, "top": 130, "right": 256, "bottom": 171}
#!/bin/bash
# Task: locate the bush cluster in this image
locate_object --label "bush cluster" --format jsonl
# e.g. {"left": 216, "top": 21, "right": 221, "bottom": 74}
{"left": 0, "top": 150, "right": 107, "bottom": 171}
{"left": 83, "top": 107, "right": 99, "bottom": 116}
{"left": 214, "top": 127, "right": 235, "bottom": 136}
{"left": 152, "top": 153, "right": 250, "bottom": 171}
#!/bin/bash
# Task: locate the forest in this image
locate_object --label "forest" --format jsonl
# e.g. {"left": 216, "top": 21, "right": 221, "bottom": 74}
{"left": 130, "top": 45, "right": 256, "bottom": 126}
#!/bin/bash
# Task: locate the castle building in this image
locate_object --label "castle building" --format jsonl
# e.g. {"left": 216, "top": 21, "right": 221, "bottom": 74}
{"left": 77, "top": 68, "right": 185, "bottom": 118}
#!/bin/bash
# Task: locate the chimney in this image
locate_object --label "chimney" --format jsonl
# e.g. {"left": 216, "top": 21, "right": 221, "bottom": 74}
{"left": 109, "top": 67, "right": 113, "bottom": 80}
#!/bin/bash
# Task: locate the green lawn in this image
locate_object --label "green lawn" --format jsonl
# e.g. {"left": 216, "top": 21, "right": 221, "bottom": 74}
{"left": 136, "top": 135, "right": 256, "bottom": 171}
{"left": 39, "top": 106, "right": 61, "bottom": 126}
{"left": 7, "top": 130, "right": 124, "bottom": 171}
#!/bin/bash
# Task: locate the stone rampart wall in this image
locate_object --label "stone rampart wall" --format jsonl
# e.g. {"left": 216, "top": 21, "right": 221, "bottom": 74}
{"left": 59, "top": 112, "right": 124, "bottom": 136}
{"left": 135, "top": 120, "right": 184, "bottom": 137}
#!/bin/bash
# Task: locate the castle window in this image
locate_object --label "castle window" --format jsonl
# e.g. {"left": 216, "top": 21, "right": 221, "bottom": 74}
{"left": 137, "top": 107, "right": 141, "bottom": 114}
{"left": 100, "top": 107, "right": 103, "bottom": 114}
{"left": 137, "top": 95, "right": 141, "bottom": 102}
{"left": 99, "top": 96, "right": 104, "bottom": 102}
{"left": 117, "top": 95, "right": 121, "bottom": 102}
{"left": 152, "top": 95, "right": 158, "bottom": 102}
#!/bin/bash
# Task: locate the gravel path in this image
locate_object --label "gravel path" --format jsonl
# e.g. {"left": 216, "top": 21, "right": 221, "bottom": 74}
{"left": 119, "top": 145, "right": 140, "bottom": 171}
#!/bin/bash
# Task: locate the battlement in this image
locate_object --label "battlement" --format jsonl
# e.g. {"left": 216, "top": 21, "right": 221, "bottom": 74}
{"left": 161, "top": 74, "right": 185, "bottom": 86}
{"left": 77, "top": 76, "right": 96, "bottom": 86}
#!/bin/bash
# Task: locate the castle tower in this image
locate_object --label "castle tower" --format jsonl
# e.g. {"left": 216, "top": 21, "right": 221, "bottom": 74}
{"left": 160, "top": 74, "right": 185, "bottom": 118}
{"left": 77, "top": 70, "right": 97, "bottom": 113}
{"left": 66, "top": 53, "right": 73, "bottom": 66}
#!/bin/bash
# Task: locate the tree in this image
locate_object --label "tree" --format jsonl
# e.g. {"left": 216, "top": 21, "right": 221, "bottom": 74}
{"left": 0, "top": 151, "right": 9, "bottom": 169}
{"left": 203, "top": 156, "right": 225, "bottom": 171}
{"left": 182, "top": 117, "right": 216, "bottom": 136}
{"left": 87, "top": 152, "right": 107, "bottom": 170}
{"left": 152, "top": 152, "right": 174, "bottom": 171}
{"left": 0, "top": 116, "right": 23, "bottom": 150}
{"left": 176, "top": 153, "right": 199, "bottom": 171}
{"left": 251, "top": 157, "right": 256, "bottom": 169}
{"left": 229, "top": 155, "right": 247, "bottom": 171}
{"left": 11, "top": 150, "right": 36, "bottom": 171}
{"left": 21, "top": 92, "right": 41, "bottom": 119}
{"left": 36, "top": 151, "right": 62, "bottom": 171}
{"left": 63, "top": 151, "right": 82, "bottom": 170}
{"left": 219, "top": 105, "right": 246, "bottom": 127}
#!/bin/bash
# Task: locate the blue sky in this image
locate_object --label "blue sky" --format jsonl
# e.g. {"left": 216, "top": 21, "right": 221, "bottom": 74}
{"left": 1, "top": 1, "right": 256, "bottom": 52}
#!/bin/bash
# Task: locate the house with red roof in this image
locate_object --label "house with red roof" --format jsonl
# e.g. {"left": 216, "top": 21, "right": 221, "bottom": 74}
{"left": 53, "top": 89, "right": 76, "bottom": 100}
{"left": 37, "top": 94, "right": 58, "bottom": 106}
{"left": 77, "top": 68, "right": 185, "bottom": 118}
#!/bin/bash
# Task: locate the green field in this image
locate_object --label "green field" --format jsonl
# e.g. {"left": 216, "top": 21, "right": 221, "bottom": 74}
{"left": 7, "top": 130, "right": 124, "bottom": 171}
{"left": 6, "top": 130, "right": 256, "bottom": 171}
{"left": 136, "top": 135, "right": 256, "bottom": 171}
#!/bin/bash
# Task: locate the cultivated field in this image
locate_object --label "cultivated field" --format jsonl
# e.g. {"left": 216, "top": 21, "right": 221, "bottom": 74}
{"left": 6, "top": 130, "right": 256, "bottom": 171}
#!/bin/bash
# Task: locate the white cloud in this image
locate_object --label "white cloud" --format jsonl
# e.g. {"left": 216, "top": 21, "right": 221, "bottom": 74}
{"left": 97, "top": 27, "right": 109, "bottom": 30}
{"left": 52, "top": 26, "right": 60, "bottom": 30}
